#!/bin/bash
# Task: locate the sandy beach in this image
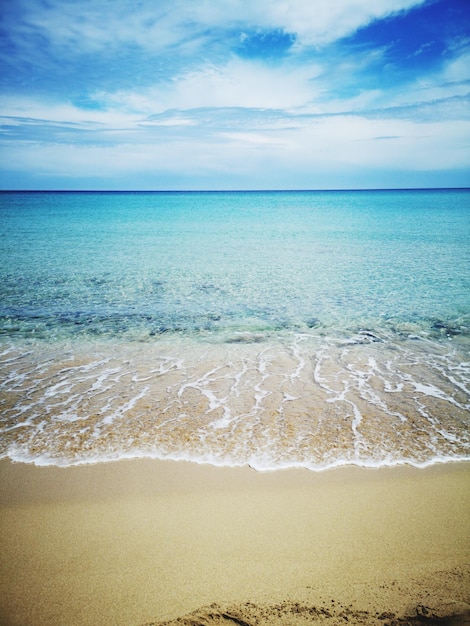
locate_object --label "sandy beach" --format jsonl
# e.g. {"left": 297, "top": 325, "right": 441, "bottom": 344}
{"left": 0, "top": 459, "right": 469, "bottom": 626}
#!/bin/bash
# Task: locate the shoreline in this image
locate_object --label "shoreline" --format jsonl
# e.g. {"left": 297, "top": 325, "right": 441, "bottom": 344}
{"left": 1, "top": 458, "right": 469, "bottom": 625}
{"left": 5, "top": 451, "right": 470, "bottom": 472}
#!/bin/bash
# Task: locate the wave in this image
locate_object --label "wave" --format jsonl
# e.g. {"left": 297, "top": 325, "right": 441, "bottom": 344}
{"left": 1, "top": 329, "right": 468, "bottom": 470}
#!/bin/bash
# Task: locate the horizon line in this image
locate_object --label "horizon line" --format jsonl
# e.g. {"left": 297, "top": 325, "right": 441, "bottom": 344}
{"left": 1, "top": 187, "right": 469, "bottom": 193}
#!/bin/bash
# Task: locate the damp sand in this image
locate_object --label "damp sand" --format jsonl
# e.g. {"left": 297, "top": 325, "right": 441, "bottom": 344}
{"left": 0, "top": 459, "right": 469, "bottom": 626}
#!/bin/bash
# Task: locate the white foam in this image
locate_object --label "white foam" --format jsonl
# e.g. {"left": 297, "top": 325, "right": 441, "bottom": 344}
{"left": 1, "top": 330, "right": 469, "bottom": 472}
{"left": 411, "top": 380, "right": 467, "bottom": 409}
{"left": 98, "top": 385, "right": 150, "bottom": 426}
{"left": 3, "top": 446, "right": 469, "bottom": 472}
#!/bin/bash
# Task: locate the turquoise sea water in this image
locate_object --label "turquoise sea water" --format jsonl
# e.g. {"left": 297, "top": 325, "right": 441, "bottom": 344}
{"left": 1, "top": 190, "right": 469, "bottom": 469}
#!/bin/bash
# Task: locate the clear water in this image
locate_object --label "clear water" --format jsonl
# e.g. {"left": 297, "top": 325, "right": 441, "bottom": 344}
{"left": 1, "top": 190, "right": 469, "bottom": 469}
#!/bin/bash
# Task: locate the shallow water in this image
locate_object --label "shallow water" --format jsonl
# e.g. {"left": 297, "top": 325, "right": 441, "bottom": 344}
{"left": 1, "top": 190, "right": 469, "bottom": 469}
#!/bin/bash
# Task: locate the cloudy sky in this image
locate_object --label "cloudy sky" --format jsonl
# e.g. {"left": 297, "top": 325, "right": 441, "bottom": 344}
{"left": 1, "top": 0, "right": 469, "bottom": 190}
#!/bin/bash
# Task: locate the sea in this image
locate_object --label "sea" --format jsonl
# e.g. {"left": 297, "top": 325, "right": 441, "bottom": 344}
{"left": 1, "top": 189, "right": 469, "bottom": 470}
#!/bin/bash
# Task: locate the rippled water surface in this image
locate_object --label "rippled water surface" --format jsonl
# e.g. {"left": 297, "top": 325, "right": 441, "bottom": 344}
{"left": 1, "top": 190, "right": 469, "bottom": 469}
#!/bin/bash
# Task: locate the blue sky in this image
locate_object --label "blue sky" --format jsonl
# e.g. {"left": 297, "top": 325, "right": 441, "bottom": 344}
{"left": 1, "top": 0, "right": 469, "bottom": 189}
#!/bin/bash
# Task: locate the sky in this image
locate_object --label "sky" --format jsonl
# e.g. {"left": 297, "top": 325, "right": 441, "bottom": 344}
{"left": 0, "top": 0, "right": 469, "bottom": 190}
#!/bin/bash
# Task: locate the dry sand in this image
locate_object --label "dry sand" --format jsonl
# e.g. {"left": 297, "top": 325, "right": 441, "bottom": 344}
{"left": 0, "top": 459, "right": 469, "bottom": 626}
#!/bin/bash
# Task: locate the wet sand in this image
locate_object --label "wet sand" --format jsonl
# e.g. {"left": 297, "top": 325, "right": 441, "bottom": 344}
{"left": 0, "top": 459, "right": 469, "bottom": 626}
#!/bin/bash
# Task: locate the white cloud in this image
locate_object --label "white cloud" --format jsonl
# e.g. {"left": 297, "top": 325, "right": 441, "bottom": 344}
{"left": 292, "top": 116, "right": 470, "bottom": 170}
{"left": 247, "top": 0, "right": 426, "bottom": 46}
{"left": 10, "top": 0, "right": 426, "bottom": 56}
{"left": 379, "top": 48, "right": 470, "bottom": 111}
{"left": 97, "top": 58, "right": 320, "bottom": 113}
{"left": 441, "top": 50, "right": 470, "bottom": 84}
{"left": 2, "top": 0, "right": 469, "bottom": 189}
{"left": 0, "top": 96, "right": 140, "bottom": 127}
{"left": 3, "top": 108, "right": 468, "bottom": 184}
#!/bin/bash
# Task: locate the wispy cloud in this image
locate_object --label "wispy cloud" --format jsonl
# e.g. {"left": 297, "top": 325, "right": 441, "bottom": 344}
{"left": 1, "top": 0, "right": 469, "bottom": 188}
